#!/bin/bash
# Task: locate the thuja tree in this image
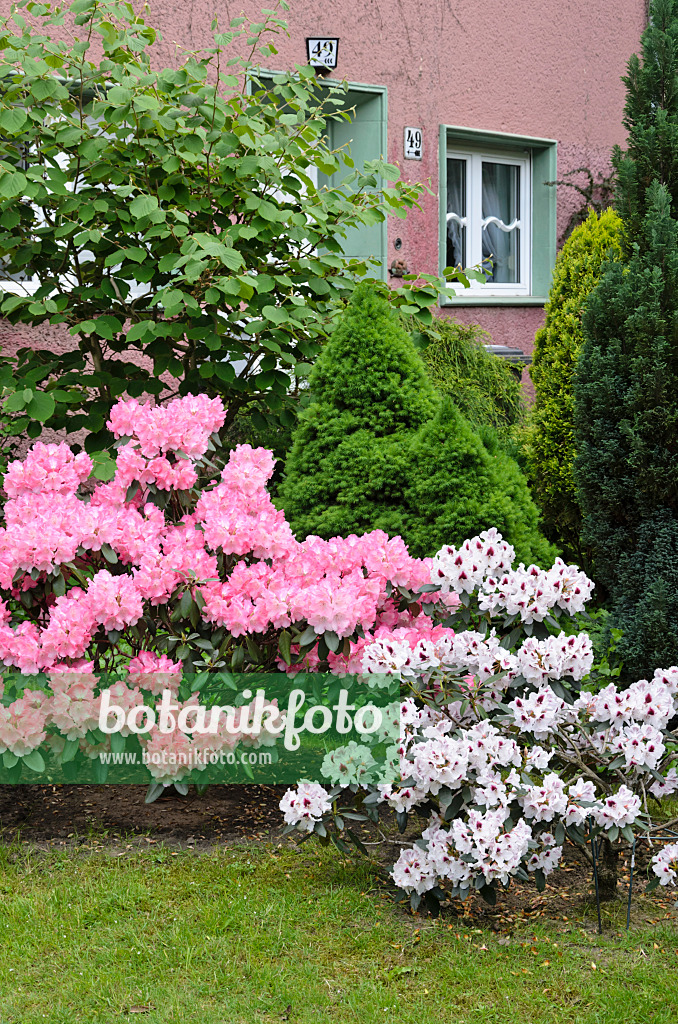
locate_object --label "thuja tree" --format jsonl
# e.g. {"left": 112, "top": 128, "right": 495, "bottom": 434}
{"left": 0, "top": 0, "right": 460, "bottom": 458}
{"left": 613, "top": 0, "right": 678, "bottom": 244}
{"left": 414, "top": 316, "right": 526, "bottom": 438}
{"left": 575, "top": 183, "right": 678, "bottom": 675}
{"left": 574, "top": 0, "right": 678, "bottom": 675}
{"left": 529, "top": 209, "right": 623, "bottom": 566}
{"left": 280, "top": 282, "right": 555, "bottom": 563}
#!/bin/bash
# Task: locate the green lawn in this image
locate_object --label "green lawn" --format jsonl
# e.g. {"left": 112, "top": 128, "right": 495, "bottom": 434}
{"left": 0, "top": 843, "right": 676, "bottom": 1024}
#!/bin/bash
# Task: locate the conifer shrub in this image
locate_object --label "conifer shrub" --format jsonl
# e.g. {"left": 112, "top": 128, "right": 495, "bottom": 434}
{"left": 404, "top": 399, "right": 555, "bottom": 563}
{"left": 574, "top": 184, "right": 678, "bottom": 675}
{"left": 529, "top": 209, "right": 624, "bottom": 564}
{"left": 414, "top": 318, "right": 525, "bottom": 436}
{"left": 279, "top": 283, "right": 555, "bottom": 563}
{"left": 574, "top": 0, "right": 678, "bottom": 676}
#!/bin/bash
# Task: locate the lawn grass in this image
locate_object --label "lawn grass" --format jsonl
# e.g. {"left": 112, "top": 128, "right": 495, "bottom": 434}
{"left": 0, "top": 842, "right": 676, "bottom": 1024}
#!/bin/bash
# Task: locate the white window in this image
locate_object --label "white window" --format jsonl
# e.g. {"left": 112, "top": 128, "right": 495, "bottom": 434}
{"left": 446, "top": 145, "right": 531, "bottom": 297}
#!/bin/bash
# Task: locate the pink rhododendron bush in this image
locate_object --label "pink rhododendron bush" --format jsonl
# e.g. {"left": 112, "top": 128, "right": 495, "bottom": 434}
{"left": 0, "top": 392, "right": 434, "bottom": 793}
{"left": 0, "top": 393, "right": 676, "bottom": 906}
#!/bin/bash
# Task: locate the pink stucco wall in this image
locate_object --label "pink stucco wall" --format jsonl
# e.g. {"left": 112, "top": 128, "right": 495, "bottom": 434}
{"left": 0, "top": 0, "right": 648, "bottom": 366}
{"left": 143, "top": 0, "right": 645, "bottom": 360}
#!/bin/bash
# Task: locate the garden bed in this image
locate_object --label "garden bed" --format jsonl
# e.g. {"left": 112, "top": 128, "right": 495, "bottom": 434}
{"left": 1, "top": 784, "right": 676, "bottom": 935}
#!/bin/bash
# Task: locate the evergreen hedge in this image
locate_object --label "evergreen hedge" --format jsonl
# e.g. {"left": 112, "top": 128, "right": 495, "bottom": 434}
{"left": 279, "top": 283, "right": 555, "bottom": 563}
{"left": 529, "top": 209, "right": 624, "bottom": 564}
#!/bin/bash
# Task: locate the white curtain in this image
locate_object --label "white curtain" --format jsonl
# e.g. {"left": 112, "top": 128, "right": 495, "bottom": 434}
{"left": 446, "top": 158, "right": 466, "bottom": 268}
{"left": 482, "top": 162, "right": 519, "bottom": 284}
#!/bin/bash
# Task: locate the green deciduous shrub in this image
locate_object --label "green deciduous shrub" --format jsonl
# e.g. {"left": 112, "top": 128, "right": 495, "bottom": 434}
{"left": 529, "top": 208, "right": 623, "bottom": 564}
{"left": 279, "top": 282, "right": 556, "bottom": 563}
{"left": 0, "top": 0, "right": 473, "bottom": 455}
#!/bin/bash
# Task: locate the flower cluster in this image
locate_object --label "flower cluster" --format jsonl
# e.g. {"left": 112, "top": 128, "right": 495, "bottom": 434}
{"left": 0, "top": 395, "right": 435, "bottom": 674}
{"left": 280, "top": 524, "right": 678, "bottom": 904}
{"left": 2, "top": 413, "right": 677, "bottom": 905}
{"left": 280, "top": 783, "right": 333, "bottom": 831}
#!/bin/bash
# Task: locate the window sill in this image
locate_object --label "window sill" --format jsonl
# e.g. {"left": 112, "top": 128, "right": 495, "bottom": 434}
{"left": 439, "top": 294, "right": 547, "bottom": 307}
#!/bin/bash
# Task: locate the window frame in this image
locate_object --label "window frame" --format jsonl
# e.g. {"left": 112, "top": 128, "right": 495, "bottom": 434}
{"left": 439, "top": 124, "right": 557, "bottom": 307}
{"left": 445, "top": 143, "right": 531, "bottom": 297}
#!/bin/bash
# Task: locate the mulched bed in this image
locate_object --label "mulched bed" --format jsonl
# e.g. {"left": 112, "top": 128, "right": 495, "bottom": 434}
{"left": 0, "top": 783, "right": 287, "bottom": 847}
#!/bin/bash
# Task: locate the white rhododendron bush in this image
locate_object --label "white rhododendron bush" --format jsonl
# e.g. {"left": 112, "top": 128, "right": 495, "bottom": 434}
{"left": 280, "top": 535, "right": 678, "bottom": 908}
{"left": 0, "top": 393, "right": 676, "bottom": 902}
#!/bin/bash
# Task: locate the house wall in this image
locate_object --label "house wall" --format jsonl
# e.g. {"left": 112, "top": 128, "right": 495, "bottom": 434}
{"left": 0, "top": 0, "right": 647, "bottom": 365}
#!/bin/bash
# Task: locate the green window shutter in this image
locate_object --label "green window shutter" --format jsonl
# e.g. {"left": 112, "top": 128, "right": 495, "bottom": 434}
{"left": 319, "top": 87, "right": 388, "bottom": 280}
{"left": 530, "top": 143, "right": 558, "bottom": 299}
{"left": 438, "top": 124, "right": 448, "bottom": 279}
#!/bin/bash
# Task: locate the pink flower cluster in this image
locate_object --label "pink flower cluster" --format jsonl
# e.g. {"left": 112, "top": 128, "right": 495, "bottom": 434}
{"left": 0, "top": 394, "right": 437, "bottom": 673}
{"left": 4, "top": 443, "right": 92, "bottom": 498}
{"left": 108, "top": 394, "right": 225, "bottom": 457}
{"left": 0, "top": 688, "right": 47, "bottom": 756}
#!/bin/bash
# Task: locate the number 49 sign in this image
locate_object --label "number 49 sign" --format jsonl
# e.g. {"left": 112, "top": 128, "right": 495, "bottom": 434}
{"left": 306, "top": 38, "right": 339, "bottom": 71}
{"left": 404, "top": 127, "right": 423, "bottom": 160}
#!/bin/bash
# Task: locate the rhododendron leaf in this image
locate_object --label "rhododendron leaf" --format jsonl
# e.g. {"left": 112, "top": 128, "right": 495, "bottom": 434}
{"left": 231, "top": 646, "right": 245, "bottom": 671}
{"left": 297, "top": 625, "right": 318, "bottom": 647}
{"left": 22, "top": 749, "right": 45, "bottom": 773}
{"left": 2, "top": 751, "right": 18, "bottom": 769}
{"left": 323, "top": 630, "right": 340, "bottom": 653}
{"left": 101, "top": 543, "right": 118, "bottom": 565}
{"left": 504, "top": 626, "right": 523, "bottom": 650}
{"left": 278, "top": 630, "right": 292, "bottom": 666}
{"left": 91, "top": 759, "right": 108, "bottom": 783}
{"left": 51, "top": 572, "right": 66, "bottom": 597}
{"left": 110, "top": 732, "right": 125, "bottom": 754}
{"left": 361, "top": 791, "right": 382, "bottom": 806}
{"left": 61, "top": 738, "right": 80, "bottom": 764}
{"left": 478, "top": 883, "right": 498, "bottom": 905}
{"left": 567, "top": 824, "right": 586, "bottom": 845}
{"left": 145, "top": 783, "right": 165, "bottom": 804}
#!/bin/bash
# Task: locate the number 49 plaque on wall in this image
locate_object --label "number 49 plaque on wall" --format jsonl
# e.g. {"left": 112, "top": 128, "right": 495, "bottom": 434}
{"left": 404, "top": 127, "right": 423, "bottom": 160}
{"left": 306, "top": 38, "right": 339, "bottom": 71}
